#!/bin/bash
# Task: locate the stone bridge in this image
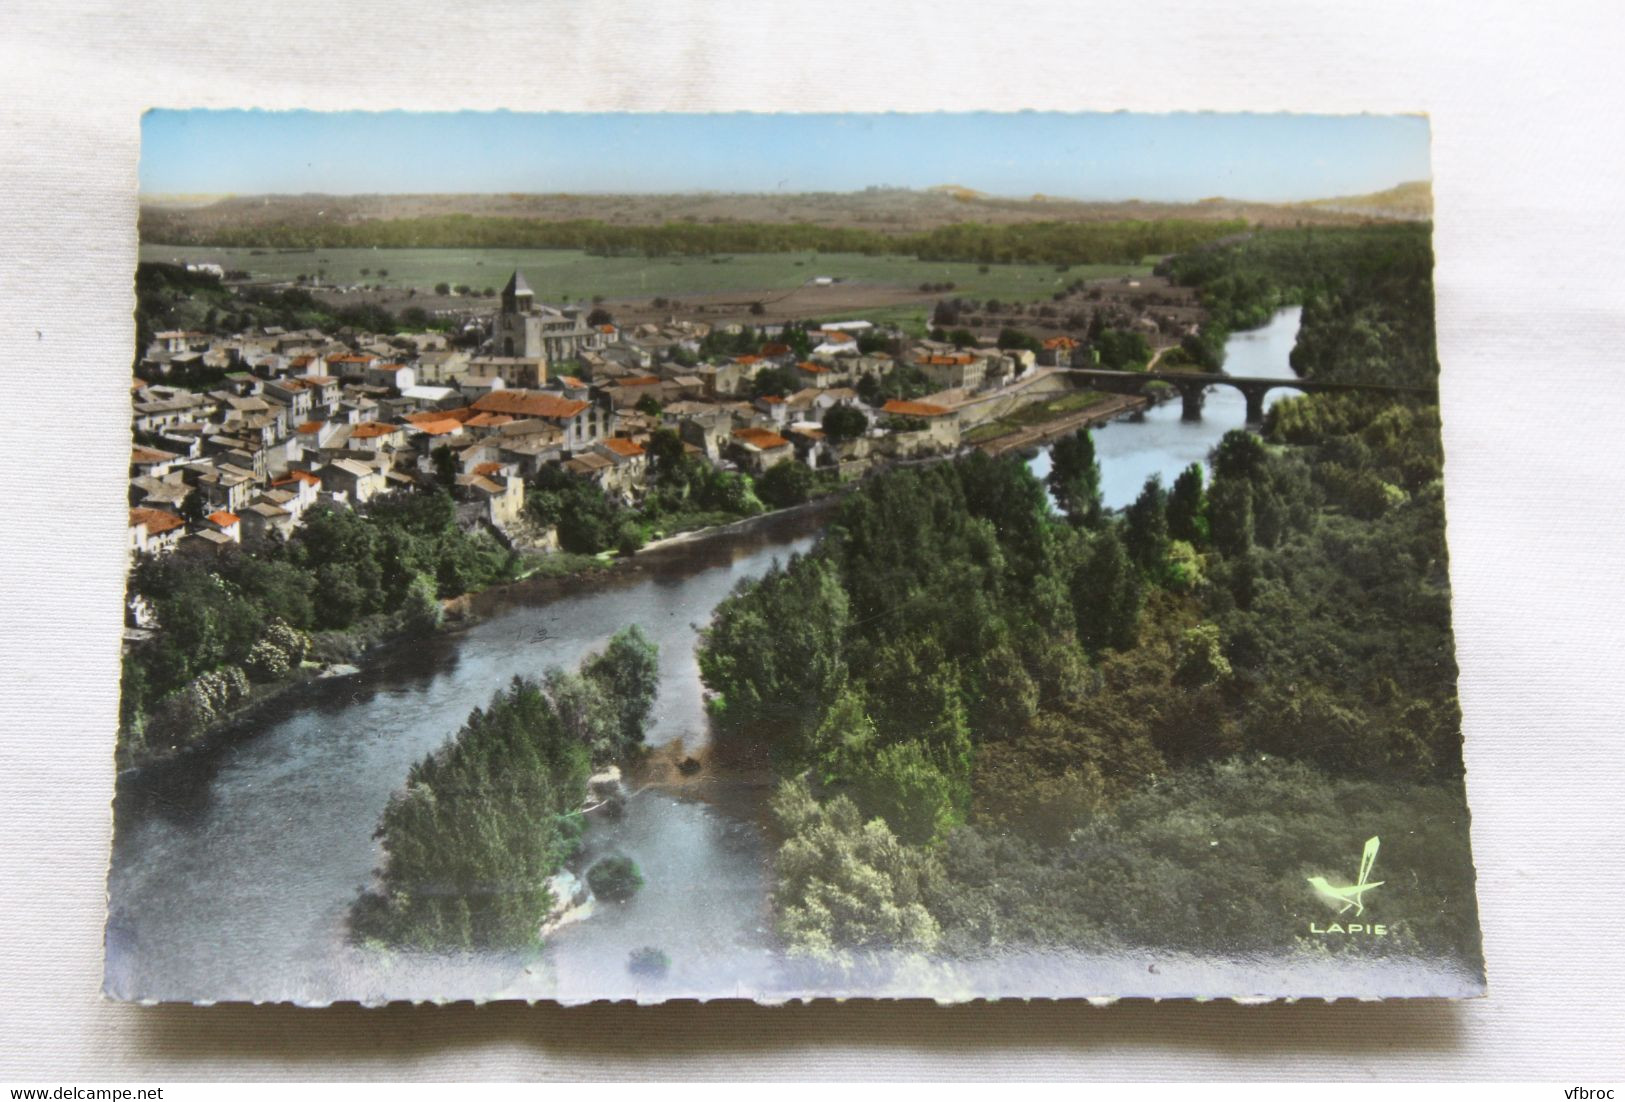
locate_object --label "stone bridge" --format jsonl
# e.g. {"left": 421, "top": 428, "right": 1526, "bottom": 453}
{"left": 1061, "top": 369, "right": 1438, "bottom": 424}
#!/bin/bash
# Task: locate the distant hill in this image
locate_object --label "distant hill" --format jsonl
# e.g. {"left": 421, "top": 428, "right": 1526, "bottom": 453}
{"left": 927, "top": 184, "right": 990, "bottom": 202}
{"left": 138, "top": 186, "right": 1414, "bottom": 247}
{"left": 141, "top": 193, "right": 237, "bottom": 209}
{"left": 1299, "top": 180, "right": 1432, "bottom": 221}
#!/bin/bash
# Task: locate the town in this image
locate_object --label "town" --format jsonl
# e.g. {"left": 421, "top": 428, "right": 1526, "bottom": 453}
{"left": 129, "top": 266, "right": 1177, "bottom": 561}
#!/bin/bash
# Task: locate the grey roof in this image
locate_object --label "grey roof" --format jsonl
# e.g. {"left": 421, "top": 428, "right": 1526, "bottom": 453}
{"left": 503, "top": 270, "right": 533, "bottom": 298}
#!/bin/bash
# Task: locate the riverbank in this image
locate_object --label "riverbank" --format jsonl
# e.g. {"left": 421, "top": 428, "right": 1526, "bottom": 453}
{"left": 115, "top": 612, "right": 422, "bottom": 775}
{"left": 118, "top": 493, "right": 846, "bottom": 778}
{"left": 977, "top": 391, "right": 1152, "bottom": 456}
{"left": 446, "top": 491, "right": 844, "bottom": 623}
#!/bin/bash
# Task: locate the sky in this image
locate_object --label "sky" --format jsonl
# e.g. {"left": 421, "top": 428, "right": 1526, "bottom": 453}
{"left": 140, "top": 111, "right": 1430, "bottom": 203}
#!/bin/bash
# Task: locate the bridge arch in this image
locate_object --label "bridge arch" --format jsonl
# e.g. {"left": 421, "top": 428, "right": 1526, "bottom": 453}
{"left": 1057, "top": 367, "right": 1435, "bottom": 427}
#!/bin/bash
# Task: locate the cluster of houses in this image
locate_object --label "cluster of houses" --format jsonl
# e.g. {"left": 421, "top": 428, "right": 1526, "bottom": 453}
{"left": 130, "top": 269, "right": 1078, "bottom": 559}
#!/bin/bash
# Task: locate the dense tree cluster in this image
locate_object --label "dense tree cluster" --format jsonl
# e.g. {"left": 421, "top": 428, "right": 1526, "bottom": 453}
{"left": 771, "top": 776, "right": 945, "bottom": 960}
{"left": 820, "top": 403, "right": 869, "bottom": 442}
{"left": 350, "top": 627, "right": 658, "bottom": 950}
{"left": 120, "top": 491, "right": 518, "bottom": 761}
{"left": 924, "top": 757, "right": 1479, "bottom": 961}
{"left": 525, "top": 430, "right": 842, "bottom": 556}
{"left": 755, "top": 460, "right": 817, "bottom": 510}
{"left": 1093, "top": 329, "right": 1152, "bottom": 371}
{"left": 701, "top": 423, "right": 1468, "bottom": 962}
{"left": 528, "top": 465, "right": 652, "bottom": 556}
{"left": 749, "top": 365, "right": 800, "bottom": 400}
{"left": 1047, "top": 427, "right": 1102, "bottom": 528}
{"left": 697, "top": 224, "right": 1475, "bottom": 968}
{"left": 1159, "top": 223, "right": 1440, "bottom": 384}
{"left": 525, "top": 439, "right": 776, "bottom": 556}
{"left": 856, "top": 364, "right": 936, "bottom": 405}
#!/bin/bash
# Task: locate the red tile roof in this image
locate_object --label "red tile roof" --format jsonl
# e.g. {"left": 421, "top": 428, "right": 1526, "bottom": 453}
{"left": 796, "top": 361, "right": 830, "bottom": 374}
{"left": 473, "top": 461, "right": 506, "bottom": 477}
{"left": 1043, "top": 336, "right": 1081, "bottom": 349}
{"left": 883, "top": 399, "right": 953, "bottom": 418}
{"left": 917, "top": 353, "right": 975, "bottom": 365}
{"left": 350, "top": 421, "right": 401, "bottom": 439}
{"left": 272, "top": 470, "right": 322, "bottom": 488}
{"left": 472, "top": 391, "right": 590, "bottom": 420}
{"left": 759, "top": 342, "right": 791, "bottom": 357}
{"left": 207, "top": 510, "right": 240, "bottom": 528}
{"left": 732, "top": 427, "right": 791, "bottom": 450}
{"left": 407, "top": 407, "right": 472, "bottom": 425}
{"left": 413, "top": 418, "right": 464, "bottom": 436}
{"left": 602, "top": 437, "right": 645, "bottom": 458}
{"left": 130, "top": 508, "right": 185, "bottom": 535}
{"left": 295, "top": 420, "right": 326, "bottom": 434}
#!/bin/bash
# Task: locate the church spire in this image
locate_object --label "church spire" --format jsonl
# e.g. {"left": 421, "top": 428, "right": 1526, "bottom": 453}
{"left": 500, "top": 270, "right": 534, "bottom": 315}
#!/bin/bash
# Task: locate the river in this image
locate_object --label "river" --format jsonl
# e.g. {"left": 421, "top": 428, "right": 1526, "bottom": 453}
{"left": 1028, "top": 305, "right": 1304, "bottom": 509}
{"left": 108, "top": 305, "right": 1471, "bottom": 1002}
{"left": 105, "top": 507, "right": 827, "bottom": 1005}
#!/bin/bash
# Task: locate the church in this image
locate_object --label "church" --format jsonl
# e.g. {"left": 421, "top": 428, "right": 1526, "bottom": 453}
{"left": 492, "top": 270, "right": 605, "bottom": 363}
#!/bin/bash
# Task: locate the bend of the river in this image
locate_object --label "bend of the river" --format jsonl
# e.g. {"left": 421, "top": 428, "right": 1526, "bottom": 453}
{"left": 107, "top": 305, "right": 1473, "bottom": 1002}
{"left": 1027, "top": 305, "right": 1304, "bottom": 509}
{"left": 1033, "top": 302, "right": 1313, "bottom": 510}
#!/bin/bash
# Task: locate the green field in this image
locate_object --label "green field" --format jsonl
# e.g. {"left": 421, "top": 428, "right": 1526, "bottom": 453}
{"left": 138, "top": 245, "right": 1151, "bottom": 305}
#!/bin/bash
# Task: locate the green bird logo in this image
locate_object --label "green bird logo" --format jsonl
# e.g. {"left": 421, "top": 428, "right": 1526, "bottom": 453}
{"left": 1307, "top": 836, "right": 1384, "bottom": 916}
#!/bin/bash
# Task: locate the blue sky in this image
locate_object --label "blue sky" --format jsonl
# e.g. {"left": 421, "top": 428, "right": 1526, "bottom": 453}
{"left": 141, "top": 111, "right": 1430, "bottom": 202}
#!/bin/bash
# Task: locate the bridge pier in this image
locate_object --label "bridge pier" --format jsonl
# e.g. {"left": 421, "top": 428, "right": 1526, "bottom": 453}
{"left": 1059, "top": 369, "right": 1439, "bottom": 425}
{"left": 1177, "top": 383, "right": 1205, "bottom": 422}
{"left": 1242, "top": 385, "right": 1268, "bottom": 425}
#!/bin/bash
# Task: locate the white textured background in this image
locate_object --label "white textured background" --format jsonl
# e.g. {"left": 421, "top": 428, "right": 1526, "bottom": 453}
{"left": 2, "top": 0, "right": 1623, "bottom": 1081}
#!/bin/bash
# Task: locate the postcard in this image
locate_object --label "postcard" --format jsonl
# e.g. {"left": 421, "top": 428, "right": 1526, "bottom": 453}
{"left": 106, "top": 110, "right": 1483, "bottom": 1004}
